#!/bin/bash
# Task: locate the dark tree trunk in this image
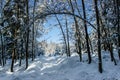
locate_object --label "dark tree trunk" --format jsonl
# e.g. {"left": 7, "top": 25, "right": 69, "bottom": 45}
{"left": 116, "top": 0, "right": 120, "bottom": 59}
{"left": 19, "top": 41, "right": 23, "bottom": 66}
{"left": 74, "top": 0, "right": 82, "bottom": 61}
{"left": 19, "top": 52, "right": 22, "bottom": 66}
{"left": 0, "top": 55, "right": 1, "bottom": 66}
{"left": 108, "top": 43, "right": 117, "bottom": 65}
{"left": 25, "top": 0, "right": 29, "bottom": 69}
{"left": 94, "top": 0, "right": 103, "bottom": 73}
{"left": 11, "top": 48, "right": 15, "bottom": 72}
{"left": 0, "top": 30, "right": 4, "bottom": 66}
{"left": 0, "top": 0, "right": 4, "bottom": 67}
{"left": 81, "top": 0, "right": 91, "bottom": 63}
{"left": 65, "top": 15, "right": 71, "bottom": 57}
{"left": 11, "top": 25, "right": 17, "bottom": 72}
{"left": 78, "top": 37, "right": 82, "bottom": 61}
{"left": 89, "top": 37, "right": 94, "bottom": 54}
{"left": 69, "top": 0, "right": 82, "bottom": 60}
{"left": 32, "top": 0, "right": 36, "bottom": 61}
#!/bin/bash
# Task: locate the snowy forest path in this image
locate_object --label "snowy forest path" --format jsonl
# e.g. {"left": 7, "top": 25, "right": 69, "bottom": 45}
{"left": 0, "top": 53, "right": 120, "bottom": 80}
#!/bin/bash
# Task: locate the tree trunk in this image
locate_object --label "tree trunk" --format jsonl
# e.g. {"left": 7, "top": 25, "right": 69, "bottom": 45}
{"left": 74, "top": 0, "right": 83, "bottom": 61}
{"left": 11, "top": 28, "right": 17, "bottom": 72}
{"left": 69, "top": 0, "right": 82, "bottom": 59}
{"left": 81, "top": 0, "right": 91, "bottom": 63}
{"left": 25, "top": 0, "right": 29, "bottom": 69}
{"left": 65, "top": 15, "right": 71, "bottom": 57}
{"left": 32, "top": 0, "right": 36, "bottom": 61}
{"left": 19, "top": 41, "right": 23, "bottom": 66}
{"left": 11, "top": 48, "right": 15, "bottom": 72}
{"left": 0, "top": 0, "right": 4, "bottom": 67}
{"left": 108, "top": 43, "right": 117, "bottom": 65}
{"left": 116, "top": 0, "right": 120, "bottom": 59}
{"left": 55, "top": 15, "right": 69, "bottom": 56}
{"left": 94, "top": 0, "right": 103, "bottom": 73}
{"left": 0, "top": 30, "right": 4, "bottom": 66}
{"left": 78, "top": 36, "right": 82, "bottom": 61}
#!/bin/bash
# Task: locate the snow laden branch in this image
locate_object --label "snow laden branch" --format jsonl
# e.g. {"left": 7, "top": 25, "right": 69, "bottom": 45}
{"left": 34, "top": 12, "right": 97, "bottom": 30}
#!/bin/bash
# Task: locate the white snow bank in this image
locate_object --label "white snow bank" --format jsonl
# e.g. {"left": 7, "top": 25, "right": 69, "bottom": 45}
{"left": 0, "top": 51, "right": 120, "bottom": 80}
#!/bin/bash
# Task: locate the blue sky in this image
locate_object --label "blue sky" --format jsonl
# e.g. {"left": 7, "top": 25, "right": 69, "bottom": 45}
{"left": 43, "top": 27, "right": 61, "bottom": 43}
{"left": 38, "top": 16, "right": 61, "bottom": 43}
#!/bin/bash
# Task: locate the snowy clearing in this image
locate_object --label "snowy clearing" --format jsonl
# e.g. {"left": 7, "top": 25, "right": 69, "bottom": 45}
{"left": 0, "top": 51, "right": 120, "bottom": 80}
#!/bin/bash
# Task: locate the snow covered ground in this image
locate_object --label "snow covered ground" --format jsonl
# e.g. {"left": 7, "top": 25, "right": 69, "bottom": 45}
{"left": 0, "top": 50, "right": 120, "bottom": 80}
